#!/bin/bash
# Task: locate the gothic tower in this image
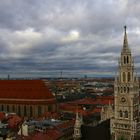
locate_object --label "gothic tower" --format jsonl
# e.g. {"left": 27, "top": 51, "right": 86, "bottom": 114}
{"left": 110, "top": 26, "right": 140, "bottom": 140}
{"left": 73, "top": 111, "right": 82, "bottom": 140}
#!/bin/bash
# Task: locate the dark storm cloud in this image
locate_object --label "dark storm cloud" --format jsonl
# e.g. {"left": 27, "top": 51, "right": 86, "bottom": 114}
{"left": 0, "top": 0, "right": 140, "bottom": 77}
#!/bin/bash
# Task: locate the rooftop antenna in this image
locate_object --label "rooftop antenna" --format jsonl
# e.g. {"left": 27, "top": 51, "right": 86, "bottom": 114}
{"left": 60, "top": 71, "right": 63, "bottom": 79}
{"left": 8, "top": 74, "right": 10, "bottom": 80}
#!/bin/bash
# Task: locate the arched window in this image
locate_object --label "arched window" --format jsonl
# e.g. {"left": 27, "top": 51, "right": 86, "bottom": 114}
{"left": 121, "top": 87, "right": 123, "bottom": 93}
{"left": 123, "top": 72, "right": 126, "bottom": 82}
{"left": 30, "top": 106, "right": 33, "bottom": 117}
{"left": 127, "top": 56, "right": 129, "bottom": 63}
{"left": 127, "top": 87, "right": 129, "bottom": 93}
{"left": 124, "top": 110, "right": 128, "bottom": 118}
{"left": 124, "top": 56, "right": 126, "bottom": 64}
{"left": 38, "top": 106, "right": 42, "bottom": 116}
{"left": 1, "top": 105, "right": 3, "bottom": 111}
{"left": 12, "top": 105, "right": 15, "bottom": 112}
{"left": 128, "top": 72, "right": 131, "bottom": 82}
{"left": 7, "top": 105, "right": 9, "bottom": 112}
{"left": 24, "top": 106, "right": 27, "bottom": 116}
{"left": 18, "top": 106, "right": 21, "bottom": 116}
{"left": 120, "top": 110, "right": 123, "bottom": 117}
{"left": 124, "top": 87, "right": 126, "bottom": 93}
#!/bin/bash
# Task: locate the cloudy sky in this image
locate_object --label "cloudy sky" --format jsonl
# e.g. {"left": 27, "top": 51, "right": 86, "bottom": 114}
{"left": 0, "top": 0, "right": 140, "bottom": 78}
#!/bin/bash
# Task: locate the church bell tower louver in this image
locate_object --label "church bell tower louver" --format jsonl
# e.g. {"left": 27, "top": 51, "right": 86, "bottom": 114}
{"left": 110, "top": 26, "right": 140, "bottom": 140}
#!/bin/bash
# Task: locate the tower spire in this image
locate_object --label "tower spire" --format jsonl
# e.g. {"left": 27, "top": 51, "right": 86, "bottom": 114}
{"left": 111, "top": 26, "right": 140, "bottom": 140}
{"left": 123, "top": 25, "right": 128, "bottom": 49}
{"left": 73, "top": 108, "right": 82, "bottom": 140}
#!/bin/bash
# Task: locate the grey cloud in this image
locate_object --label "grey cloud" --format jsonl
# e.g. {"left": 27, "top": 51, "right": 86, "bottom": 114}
{"left": 0, "top": 0, "right": 139, "bottom": 77}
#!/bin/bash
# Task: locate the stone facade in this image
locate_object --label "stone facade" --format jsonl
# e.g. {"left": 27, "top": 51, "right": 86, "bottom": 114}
{"left": 110, "top": 26, "right": 140, "bottom": 140}
{"left": 73, "top": 112, "right": 83, "bottom": 140}
{"left": 0, "top": 104, "right": 56, "bottom": 117}
{"left": 100, "top": 103, "right": 114, "bottom": 122}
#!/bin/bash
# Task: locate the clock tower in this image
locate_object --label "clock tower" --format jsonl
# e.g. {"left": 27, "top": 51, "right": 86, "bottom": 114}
{"left": 110, "top": 26, "right": 140, "bottom": 140}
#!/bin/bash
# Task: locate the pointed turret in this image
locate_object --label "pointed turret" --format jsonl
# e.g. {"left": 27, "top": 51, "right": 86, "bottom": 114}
{"left": 111, "top": 26, "right": 140, "bottom": 140}
{"left": 122, "top": 26, "right": 130, "bottom": 52}
{"left": 73, "top": 111, "right": 82, "bottom": 140}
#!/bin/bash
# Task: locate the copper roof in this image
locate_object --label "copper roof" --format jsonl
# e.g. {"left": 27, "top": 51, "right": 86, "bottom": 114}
{"left": 0, "top": 80, "right": 55, "bottom": 104}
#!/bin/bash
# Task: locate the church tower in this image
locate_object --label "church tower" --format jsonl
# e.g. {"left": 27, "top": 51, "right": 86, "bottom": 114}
{"left": 110, "top": 26, "right": 140, "bottom": 140}
{"left": 73, "top": 111, "right": 82, "bottom": 140}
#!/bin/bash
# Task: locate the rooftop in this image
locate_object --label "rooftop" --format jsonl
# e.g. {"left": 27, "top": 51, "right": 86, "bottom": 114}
{"left": 0, "top": 80, "right": 55, "bottom": 104}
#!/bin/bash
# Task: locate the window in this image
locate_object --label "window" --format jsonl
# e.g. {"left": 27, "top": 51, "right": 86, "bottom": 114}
{"left": 124, "top": 87, "right": 126, "bottom": 93}
{"left": 124, "top": 110, "right": 128, "bottom": 118}
{"left": 24, "top": 106, "right": 27, "bottom": 116}
{"left": 127, "top": 87, "right": 129, "bottom": 93}
{"left": 124, "top": 56, "right": 126, "bottom": 64}
{"left": 121, "top": 87, "right": 123, "bottom": 93}
{"left": 12, "top": 105, "right": 15, "bottom": 112}
{"left": 30, "top": 106, "right": 33, "bottom": 117}
{"left": 120, "top": 110, "right": 123, "bottom": 117}
{"left": 7, "top": 105, "right": 9, "bottom": 112}
{"left": 18, "top": 106, "right": 21, "bottom": 116}
{"left": 127, "top": 56, "right": 129, "bottom": 63}
{"left": 1, "top": 105, "right": 3, "bottom": 111}
{"left": 38, "top": 106, "right": 42, "bottom": 116}
{"left": 123, "top": 72, "right": 126, "bottom": 82}
{"left": 128, "top": 72, "right": 131, "bottom": 82}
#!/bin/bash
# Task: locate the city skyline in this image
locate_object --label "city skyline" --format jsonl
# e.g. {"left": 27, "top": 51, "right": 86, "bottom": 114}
{"left": 0, "top": 0, "right": 140, "bottom": 78}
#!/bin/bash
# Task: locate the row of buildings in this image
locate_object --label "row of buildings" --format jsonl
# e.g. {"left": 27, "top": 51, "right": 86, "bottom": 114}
{"left": 0, "top": 26, "right": 139, "bottom": 140}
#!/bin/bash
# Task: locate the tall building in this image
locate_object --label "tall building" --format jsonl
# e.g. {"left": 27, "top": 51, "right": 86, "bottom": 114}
{"left": 110, "top": 26, "right": 140, "bottom": 140}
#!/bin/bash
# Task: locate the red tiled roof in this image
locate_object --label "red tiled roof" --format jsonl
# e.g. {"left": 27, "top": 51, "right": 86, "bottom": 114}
{"left": 7, "top": 114, "right": 22, "bottom": 128}
{"left": 0, "top": 80, "right": 55, "bottom": 104}
{"left": 60, "top": 97, "right": 114, "bottom": 116}
{"left": 96, "top": 96, "right": 114, "bottom": 100}
{"left": 65, "top": 98, "right": 96, "bottom": 105}
{"left": 22, "top": 129, "right": 63, "bottom": 140}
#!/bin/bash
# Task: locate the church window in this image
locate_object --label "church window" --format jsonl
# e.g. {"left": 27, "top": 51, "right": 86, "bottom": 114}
{"left": 124, "top": 56, "right": 126, "bottom": 64}
{"left": 12, "top": 105, "right": 15, "bottom": 112}
{"left": 124, "top": 87, "right": 126, "bottom": 93}
{"left": 7, "top": 105, "right": 9, "bottom": 112}
{"left": 38, "top": 106, "right": 42, "bottom": 116}
{"left": 123, "top": 72, "right": 126, "bottom": 82}
{"left": 119, "top": 110, "right": 123, "bottom": 117}
{"left": 127, "top": 87, "right": 129, "bottom": 93}
{"left": 128, "top": 72, "right": 131, "bottom": 82}
{"left": 124, "top": 110, "right": 128, "bottom": 118}
{"left": 1, "top": 105, "right": 3, "bottom": 111}
{"left": 127, "top": 56, "right": 129, "bottom": 63}
{"left": 24, "top": 106, "right": 27, "bottom": 116}
{"left": 121, "top": 87, "right": 123, "bottom": 93}
{"left": 18, "top": 106, "right": 21, "bottom": 116}
{"left": 30, "top": 106, "right": 33, "bottom": 117}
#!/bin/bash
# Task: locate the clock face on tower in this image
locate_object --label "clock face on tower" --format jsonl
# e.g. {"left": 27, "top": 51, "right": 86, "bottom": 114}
{"left": 120, "top": 97, "right": 126, "bottom": 104}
